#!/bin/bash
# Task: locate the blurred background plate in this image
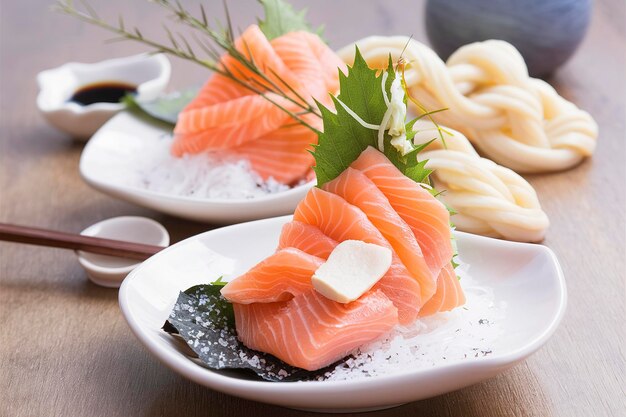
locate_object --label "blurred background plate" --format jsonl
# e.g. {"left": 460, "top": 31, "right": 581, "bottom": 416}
{"left": 79, "top": 112, "right": 315, "bottom": 224}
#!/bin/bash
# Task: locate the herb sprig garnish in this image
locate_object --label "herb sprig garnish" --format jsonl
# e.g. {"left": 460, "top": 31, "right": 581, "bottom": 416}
{"left": 313, "top": 50, "right": 432, "bottom": 187}
{"left": 55, "top": 0, "right": 323, "bottom": 132}
{"left": 398, "top": 57, "right": 453, "bottom": 147}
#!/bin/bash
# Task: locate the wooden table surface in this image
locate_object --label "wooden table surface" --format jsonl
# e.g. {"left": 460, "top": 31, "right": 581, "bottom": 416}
{"left": 1, "top": 1, "right": 624, "bottom": 416}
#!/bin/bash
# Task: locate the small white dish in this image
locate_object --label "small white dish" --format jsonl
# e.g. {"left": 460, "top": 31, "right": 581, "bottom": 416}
{"left": 78, "top": 216, "right": 169, "bottom": 288}
{"left": 80, "top": 112, "right": 316, "bottom": 223}
{"left": 37, "top": 53, "right": 171, "bottom": 139}
{"left": 119, "top": 215, "right": 566, "bottom": 412}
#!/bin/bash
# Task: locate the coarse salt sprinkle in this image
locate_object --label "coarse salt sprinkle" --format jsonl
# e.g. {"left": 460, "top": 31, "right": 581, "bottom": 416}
{"left": 129, "top": 136, "right": 292, "bottom": 199}
{"left": 314, "top": 262, "right": 506, "bottom": 381}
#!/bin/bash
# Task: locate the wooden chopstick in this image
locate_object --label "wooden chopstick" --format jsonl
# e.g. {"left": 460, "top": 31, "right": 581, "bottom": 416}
{"left": 0, "top": 223, "right": 165, "bottom": 261}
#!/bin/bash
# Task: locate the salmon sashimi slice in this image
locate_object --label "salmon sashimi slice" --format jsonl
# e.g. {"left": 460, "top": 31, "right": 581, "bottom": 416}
{"left": 323, "top": 167, "right": 436, "bottom": 302}
{"left": 224, "top": 115, "right": 318, "bottom": 183}
{"left": 174, "top": 25, "right": 300, "bottom": 153}
{"left": 270, "top": 31, "right": 345, "bottom": 98}
{"left": 418, "top": 263, "right": 466, "bottom": 317}
{"left": 278, "top": 221, "right": 338, "bottom": 259}
{"left": 302, "top": 33, "right": 347, "bottom": 93}
{"left": 182, "top": 25, "right": 302, "bottom": 112}
{"left": 181, "top": 73, "right": 252, "bottom": 112}
{"left": 172, "top": 25, "right": 345, "bottom": 184}
{"left": 293, "top": 187, "right": 422, "bottom": 324}
{"left": 233, "top": 289, "right": 398, "bottom": 371}
{"left": 221, "top": 248, "right": 323, "bottom": 304}
{"left": 351, "top": 147, "right": 454, "bottom": 277}
{"left": 173, "top": 93, "right": 293, "bottom": 155}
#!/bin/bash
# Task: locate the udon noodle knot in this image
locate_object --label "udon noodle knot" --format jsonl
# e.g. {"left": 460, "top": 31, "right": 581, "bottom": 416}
{"left": 338, "top": 37, "right": 598, "bottom": 173}
{"left": 413, "top": 121, "right": 549, "bottom": 242}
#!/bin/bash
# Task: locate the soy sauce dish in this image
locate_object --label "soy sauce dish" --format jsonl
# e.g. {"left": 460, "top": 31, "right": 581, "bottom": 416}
{"left": 36, "top": 53, "right": 170, "bottom": 139}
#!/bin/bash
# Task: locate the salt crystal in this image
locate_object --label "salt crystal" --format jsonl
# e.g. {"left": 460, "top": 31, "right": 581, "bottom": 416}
{"left": 128, "top": 136, "right": 294, "bottom": 199}
{"left": 319, "top": 265, "right": 506, "bottom": 381}
{"left": 248, "top": 355, "right": 260, "bottom": 368}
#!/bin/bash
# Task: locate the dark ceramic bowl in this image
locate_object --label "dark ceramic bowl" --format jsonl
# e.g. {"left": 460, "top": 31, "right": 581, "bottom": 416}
{"left": 425, "top": 0, "right": 592, "bottom": 77}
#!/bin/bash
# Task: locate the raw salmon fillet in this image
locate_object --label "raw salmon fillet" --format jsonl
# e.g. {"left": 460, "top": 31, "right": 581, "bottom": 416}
{"left": 323, "top": 167, "right": 436, "bottom": 302}
{"left": 225, "top": 116, "right": 317, "bottom": 184}
{"left": 418, "top": 263, "right": 466, "bottom": 317}
{"left": 294, "top": 187, "right": 422, "bottom": 324}
{"left": 233, "top": 289, "right": 397, "bottom": 371}
{"left": 220, "top": 248, "right": 323, "bottom": 304}
{"left": 173, "top": 92, "right": 293, "bottom": 153}
{"left": 351, "top": 147, "right": 454, "bottom": 278}
{"left": 172, "top": 25, "right": 346, "bottom": 184}
{"left": 227, "top": 148, "right": 465, "bottom": 371}
{"left": 278, "top": 221, "right": 338, "bottom": 259}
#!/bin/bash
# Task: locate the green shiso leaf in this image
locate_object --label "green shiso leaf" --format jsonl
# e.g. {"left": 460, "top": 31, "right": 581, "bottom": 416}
{"left": 163, "top": 283, "right": 338, "bottom": 382}
{"left": 313, "top": 48, "right": 431, "bottom": 187}
{"left": 122, "top": 88, "right": 197, "bottom": 126}
{"left": 257, "top": 0, "right": 323, "bottom": 40}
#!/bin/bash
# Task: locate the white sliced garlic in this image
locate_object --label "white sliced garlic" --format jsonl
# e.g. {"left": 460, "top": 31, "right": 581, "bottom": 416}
{"left": 379, "top": 75, "right": 412, "bottom": 155}
{"left": 311, "top": 240, "right": 392, "bottom": 304}
{"left": 387, "top": 76, "right": 407, "bottom": 137}
{"left": 390, "top": 133, "right": 413, "bottom": 155}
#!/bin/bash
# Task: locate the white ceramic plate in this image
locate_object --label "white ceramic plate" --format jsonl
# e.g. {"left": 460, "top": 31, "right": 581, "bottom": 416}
{"left": 79, "top": 112, "right": 315, "bottom": 223}
{"left": 119, "top": 215, "right": 566, "bottom": 413}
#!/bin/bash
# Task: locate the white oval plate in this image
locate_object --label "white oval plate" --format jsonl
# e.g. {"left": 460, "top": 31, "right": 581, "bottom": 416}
{"left": 79, "top": 112, "right": 315, "bottom": 223}
{"left": 119, "top": 215, "right": 566, "bottom": 413}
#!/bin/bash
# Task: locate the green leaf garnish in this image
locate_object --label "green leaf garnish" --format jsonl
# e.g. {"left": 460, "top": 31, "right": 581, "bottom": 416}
{"left": 257, "top": 0, "right": 323, "bottom": 40}
{"left": 163, "top": 282, "right": 340, "bottom": 381}
{"left": 164, "top": 283, "right": 235, "bottom": 334}
{"left": 313, "top": 48, "right": 431, "bottom": 187}
{"left": 122, "top": 88, "right": 197, "bottom": 126}
{"left": 210, "top": 276, "right": 228, "bottom": 286}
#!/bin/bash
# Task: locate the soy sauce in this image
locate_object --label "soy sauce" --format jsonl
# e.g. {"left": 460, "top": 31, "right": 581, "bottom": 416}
{"left": 70, "top": 81, "right": 137, "bottom": 105}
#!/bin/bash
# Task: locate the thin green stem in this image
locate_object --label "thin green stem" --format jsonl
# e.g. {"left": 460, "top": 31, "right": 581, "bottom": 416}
{"left": 398, "top": 59, "right": 451, "bottom": 147}
{"left": 154, "top": 0, "right": 320, "bottom": 117}
{"left": 54, "top": 0, "right": 321, "bottom": 133}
